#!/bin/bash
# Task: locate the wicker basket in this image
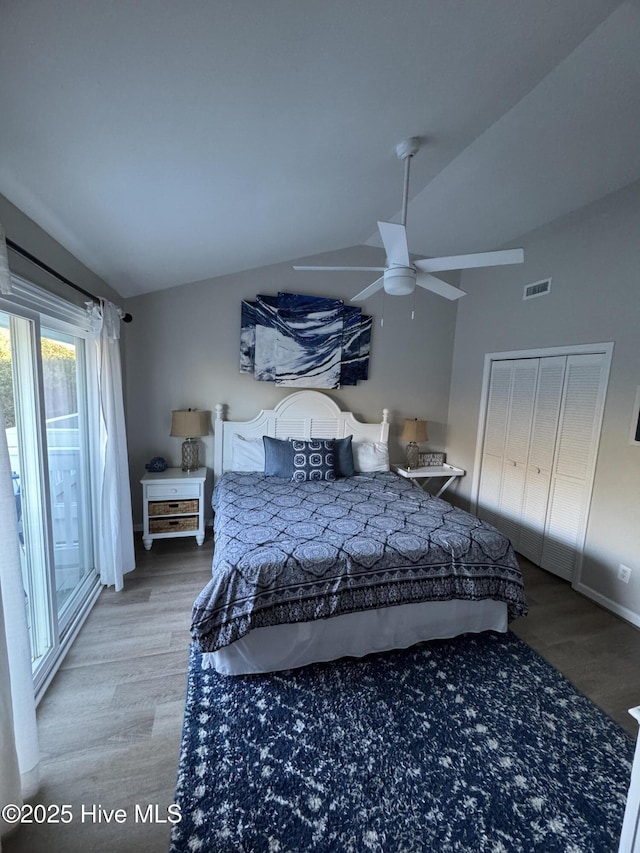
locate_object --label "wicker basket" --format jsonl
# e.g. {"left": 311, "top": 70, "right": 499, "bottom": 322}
{"left": 148, "top": 500, "right": 199, "bottom": 517}
{"left": 149, "top": 516, "right": 199, "bottom": 534}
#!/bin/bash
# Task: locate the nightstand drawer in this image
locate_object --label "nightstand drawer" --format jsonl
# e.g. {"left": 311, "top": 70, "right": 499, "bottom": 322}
{"left": 146, "top": 483, "right": 201, "bottom": 499}
{"left": 149, "top": 515, "right": 199, "bottom": 534}
{"left": 148, "top": 499, "right": 199, "bottom": 517}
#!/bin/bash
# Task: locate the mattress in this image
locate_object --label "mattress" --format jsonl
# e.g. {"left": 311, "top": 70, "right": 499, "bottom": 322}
{"left": 191, "top": 472, "right": 526, "bottom": 658}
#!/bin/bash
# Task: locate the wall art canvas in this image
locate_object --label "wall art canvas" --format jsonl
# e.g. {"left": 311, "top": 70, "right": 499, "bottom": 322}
{"left": 357, "top": 314, "right": 373, "bottom": 381}
{"left": 275, "top": 293, "right": 344, "bottom": 388}
{"left": 340, "top": 306, "right": 365, "bottom": 386}
{"left": 239, "top": 292, "right": 371, "bottom": 388}
{"left": 253, "top": 295, "right": 279, "bottom": 382}
{"left": 239, "top": 300, "right": 256, "bottom": 374}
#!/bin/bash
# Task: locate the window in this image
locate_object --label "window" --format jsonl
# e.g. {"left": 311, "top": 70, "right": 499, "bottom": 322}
{"left": 1, "top": 278, "right": 101, "bottom": 698}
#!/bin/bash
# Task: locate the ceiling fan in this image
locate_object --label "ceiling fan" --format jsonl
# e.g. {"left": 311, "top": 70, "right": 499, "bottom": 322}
{"left": 294, "top": 137, "right": 524, "bottom": 302}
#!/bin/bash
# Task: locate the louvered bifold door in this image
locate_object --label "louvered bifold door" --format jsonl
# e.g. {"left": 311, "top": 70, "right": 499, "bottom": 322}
{"left": 518, "top": 357, "right": 566, "bottom": 564}
{"left": 477, "top": 361, "right": 513, "bottom": 529}
{"left": 497, "top": 359, "right": 539, "bottom": 547}
{"left": 540, "top": 353, "right": 608, "bottom": 580}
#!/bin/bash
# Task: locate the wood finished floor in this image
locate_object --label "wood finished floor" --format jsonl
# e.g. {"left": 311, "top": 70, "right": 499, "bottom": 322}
{"left": 4, "top": 539, "right": 640, "bottom": 852}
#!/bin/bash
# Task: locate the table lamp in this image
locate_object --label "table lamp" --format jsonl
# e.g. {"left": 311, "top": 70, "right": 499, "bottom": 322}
{"left": 170, "top": 409, "right": 210, "bottom": 472}
{"left": 401, "top": 418, "right": 428, "bottom": 470}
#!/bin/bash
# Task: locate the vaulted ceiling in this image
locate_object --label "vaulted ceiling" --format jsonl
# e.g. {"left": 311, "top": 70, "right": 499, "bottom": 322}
{"left": 1, "top": 1, "right": 639, "bottom": 297}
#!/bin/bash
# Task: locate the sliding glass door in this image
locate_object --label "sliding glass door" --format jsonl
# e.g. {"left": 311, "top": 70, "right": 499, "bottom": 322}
{"left": 0, "top": 304, "right": 97, "bottom": 691}
{"left": 41, "top": 326, "right": 94, "bottom": 625}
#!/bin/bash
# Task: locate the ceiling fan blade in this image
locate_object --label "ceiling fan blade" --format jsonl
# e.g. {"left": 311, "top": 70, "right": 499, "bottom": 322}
{"left": 293, "top": 265, "right": 385, "bottom": 272}
{"left": 351, "top": 276, "right": 384, "bottom": 302}
{"left": 415, "top": 248, "right": 524, "bottom": 274}
{"left": 377, "top": 221, "right": 410, "bottom": 267}
{"left": 416, "top": 272, "right": 467, "bottom": 301}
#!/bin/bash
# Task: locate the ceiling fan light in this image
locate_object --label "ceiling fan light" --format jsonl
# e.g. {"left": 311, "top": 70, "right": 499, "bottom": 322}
{"left": 384, "top": 266, "right": 416, "bottom": 295}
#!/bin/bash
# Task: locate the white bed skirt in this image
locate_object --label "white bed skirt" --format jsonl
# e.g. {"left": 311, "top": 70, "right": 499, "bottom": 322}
{"left": 201, "top": 599, "right": 509, "bottom": 676}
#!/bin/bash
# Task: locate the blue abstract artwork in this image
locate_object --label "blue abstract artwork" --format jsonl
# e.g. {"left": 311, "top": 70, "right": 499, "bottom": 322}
{"left": 341, "top": 305, "right": 373, "bottom": 386}
{"left": 275, "top": 293, "right": 344, "bottom": 388}
{"left": 239, "top": 301, "right": 256, "bottom": 374}
{"left": 358, "top": 315, "right": 373, "bottom": 381}
{"left": 253, "top": 295, "right": 278, "bottom": 382}
{"left": 240, "top": 293, "right": 371, "bottom": 388}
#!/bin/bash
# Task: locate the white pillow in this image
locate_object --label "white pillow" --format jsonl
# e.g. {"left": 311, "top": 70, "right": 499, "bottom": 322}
{"left": 231, "top": 434, "right": 265, "bottom": 472}
{"left": 352, "top": 440, "right": 390, "bottom": 473}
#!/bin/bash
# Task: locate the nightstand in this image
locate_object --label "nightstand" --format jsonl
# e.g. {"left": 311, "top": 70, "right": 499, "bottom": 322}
{"left": 393, "top": 464, "right": 465, "bottom": 498}
{"left": 140, "top": 467, "right": 206, "bottom": 550}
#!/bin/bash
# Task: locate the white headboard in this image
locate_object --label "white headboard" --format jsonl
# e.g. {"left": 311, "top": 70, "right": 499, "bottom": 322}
{"left": 213, "top": 390, "right": 389, "bottom": 477}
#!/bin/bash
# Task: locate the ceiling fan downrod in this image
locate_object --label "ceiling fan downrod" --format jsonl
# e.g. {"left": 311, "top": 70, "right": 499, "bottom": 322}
{"left": 395, "top": 137, "right": 421, "bottom": 228}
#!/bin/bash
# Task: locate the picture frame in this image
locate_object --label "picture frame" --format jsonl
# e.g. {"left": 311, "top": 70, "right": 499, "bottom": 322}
{"left": 418, "top": 451, "right": 446, "bottom": 467}
{"left": 630, "top": 385, "right": 640, "bottom": 446}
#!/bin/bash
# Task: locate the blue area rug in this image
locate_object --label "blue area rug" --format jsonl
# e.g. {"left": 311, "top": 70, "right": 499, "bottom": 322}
{"left": 170, "top": 632, "right": 633, "bottom": 852}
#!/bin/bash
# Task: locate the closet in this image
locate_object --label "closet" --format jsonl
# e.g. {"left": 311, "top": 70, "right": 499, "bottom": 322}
{"left": 476, "top": 349, "right": 610, "bottom": 581}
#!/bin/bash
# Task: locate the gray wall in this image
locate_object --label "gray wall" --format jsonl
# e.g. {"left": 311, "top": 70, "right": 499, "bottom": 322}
{"left": 1, "top": 194, "right": 121, "bottom": 306}
{"left": 123, "top": 245, "right": 458, "bottom": 522}
{"left": 446, "top": 179, "right": 640, "bottom": 623}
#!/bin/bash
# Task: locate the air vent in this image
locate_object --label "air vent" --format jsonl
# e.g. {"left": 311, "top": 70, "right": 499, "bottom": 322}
{"left": 523, "top": 278, "right": 551, "bottom": 301}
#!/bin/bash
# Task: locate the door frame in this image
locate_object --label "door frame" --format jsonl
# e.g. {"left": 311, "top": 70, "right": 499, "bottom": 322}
{"left": 471, "top": 341, "right": 614, "bottom": 589}
{"left": 1, "top": 275, "right": 103, "bottom": 701}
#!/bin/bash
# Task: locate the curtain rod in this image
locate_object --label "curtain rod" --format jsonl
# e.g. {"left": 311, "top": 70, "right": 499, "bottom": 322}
{"left": 5, "top": 237, "right": 133, "bottom": 323}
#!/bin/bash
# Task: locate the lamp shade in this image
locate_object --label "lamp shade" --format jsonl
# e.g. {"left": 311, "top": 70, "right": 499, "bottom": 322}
{"left": 170, "top": 409, "right": 210, "bottom": 438}
{"left": 401, "top": 418, "right": 428, "bottom": 443}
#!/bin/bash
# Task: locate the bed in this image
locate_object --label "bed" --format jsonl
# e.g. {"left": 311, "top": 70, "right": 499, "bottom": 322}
{"left": 191, "top": 390, "right": 527, "bottom": 675}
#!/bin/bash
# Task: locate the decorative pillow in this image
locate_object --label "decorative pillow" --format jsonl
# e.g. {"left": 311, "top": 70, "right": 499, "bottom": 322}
{"left": 263, "top": 436, "right": 294, "bottom": 477}
{"left": 291, "top": 439, "right": 336, "bottom": 482}
{"left": 334, "top": 435, "right": 355, "bottom": 477}
{"left": 352, "top": 440, "right": 390, "bottom": 473}
{"left": 231, "top": 434, "right": 265, "bottom": 472}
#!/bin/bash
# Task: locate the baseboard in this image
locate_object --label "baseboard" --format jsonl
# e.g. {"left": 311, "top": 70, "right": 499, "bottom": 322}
{"left": 573, "top": 580, "right": 640, "bottom": 630}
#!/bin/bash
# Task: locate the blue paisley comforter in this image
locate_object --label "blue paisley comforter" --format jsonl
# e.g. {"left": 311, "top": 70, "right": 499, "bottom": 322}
{"left": 191, "top": 472, "right": 527, "bottom": 652}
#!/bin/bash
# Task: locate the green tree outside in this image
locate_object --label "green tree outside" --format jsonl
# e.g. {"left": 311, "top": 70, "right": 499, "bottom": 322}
{"left": 0, "top": 329, "right": 77, "bottom": 429}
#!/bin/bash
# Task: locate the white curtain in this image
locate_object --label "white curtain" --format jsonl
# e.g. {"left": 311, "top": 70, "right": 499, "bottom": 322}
{"left": 89, "top": 299, "right": 135, "bottom": 590}
{"left": 0, "top": 402, "right": 40, "bottom": 843}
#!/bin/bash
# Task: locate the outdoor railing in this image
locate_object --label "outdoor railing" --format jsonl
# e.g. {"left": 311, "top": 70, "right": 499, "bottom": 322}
{"left": 8, "top": 415, "right": 82, "bottom": 574}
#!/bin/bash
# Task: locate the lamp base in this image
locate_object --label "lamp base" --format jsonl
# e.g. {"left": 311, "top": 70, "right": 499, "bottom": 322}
{"left": 405, "top": 441, "right": 419, "bottom": 470}
{"left": 181, "top": 438, "right": 200, "bottom": 472}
